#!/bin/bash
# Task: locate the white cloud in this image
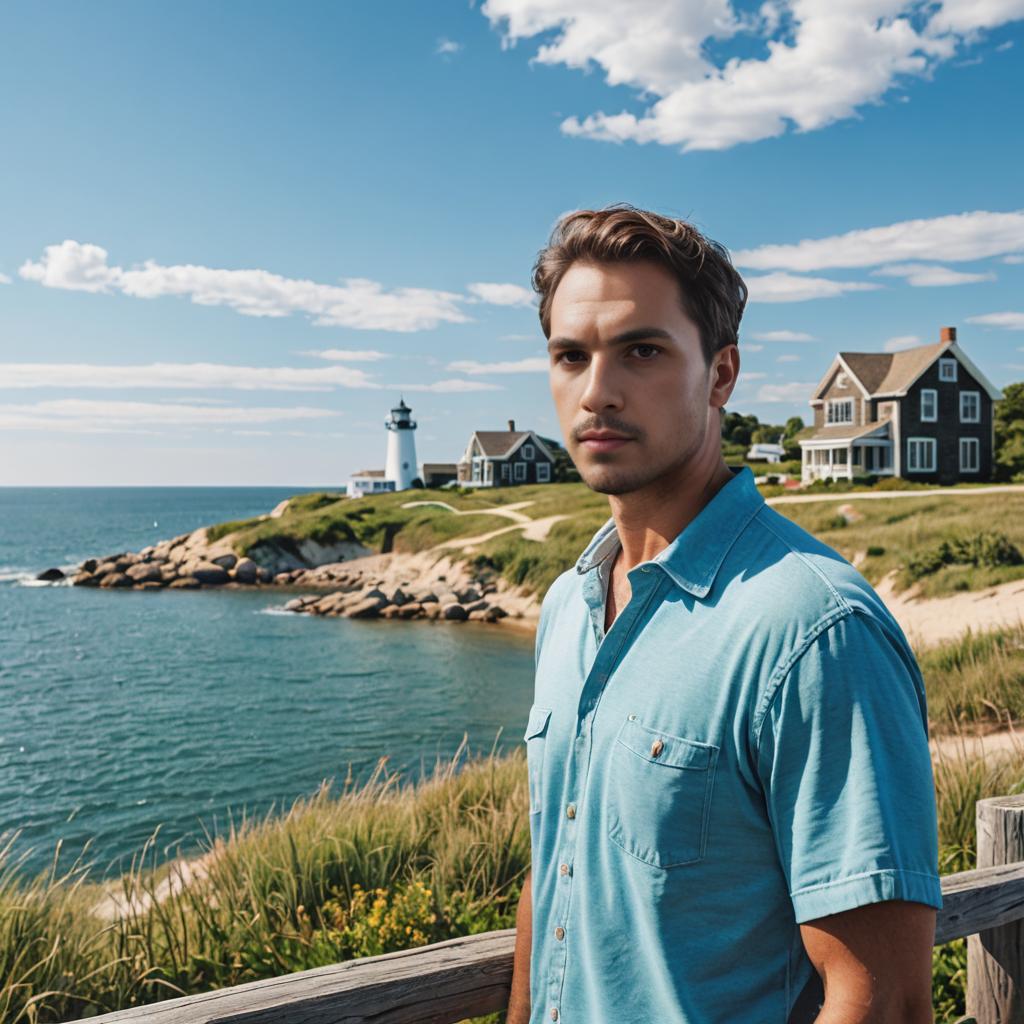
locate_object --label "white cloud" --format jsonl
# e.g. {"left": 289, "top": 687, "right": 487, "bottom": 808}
{"left": 884, "top": 334, "right": 922, "bottom": 352}
{"left": 1003, "top": 253, "right": 1024, "bottom": 264}
{"left": 501, "top": 332, "right": 542, "bottom": 341}
{"left": 871, "top": 262, "right": 996, "bottom": 286}
{"left": 745, "top": 272, "right": 880, "bottom": 303}
{"left": 0, "top": 361, "right": 378, "bottom": 391}
{"left": 298, "top": 348, "right": 391, "bottom": 362}
{"left": 481, "top": 1, "right": 1024, "bottom": 152}
{"left": 447, "top": 356, "right": 549, "bottom": 374}
{"left": 777, "top": 354, "right": 801, "bottom": 362}
{"left": 0, "top": 272, "right": 11, "bottom": 285}
{"left": 748, "top": 330, "right": 816, "bottom": 342}
{"left": 0, "top": 399, "right": 340, "bottom": 434}
{"left": 997, "top": 39, "right": 1015, "bottom": 50}
{"left": 744, "top": 343, "right": 764, "bottom": 352}
{"left": 466, "top": 281, "right": 535, "bottom": 306}
{"left": 756, "top": 381, "right": 817, "bottom": 403}
{"left": 735, "top": 209, "right": 1024, "bottom": 271}
{"left": 394, "top": 379, "right": 504, "bottom": 392}
{"left": 967, "top": 311, "right": 1024, "bottom": 330}
{"left": 19, "top": 240, "right": 471, "bottom": 332}
{"left": 436, "top": 37, "right": 463, "bottom": 55}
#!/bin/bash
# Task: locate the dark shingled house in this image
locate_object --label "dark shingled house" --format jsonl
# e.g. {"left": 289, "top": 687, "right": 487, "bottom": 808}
{"left": 799, "top": 326, "right": 1002, "bottom": 485}
{"left": 457, "top": 420, "right": 557, "bottom": 487}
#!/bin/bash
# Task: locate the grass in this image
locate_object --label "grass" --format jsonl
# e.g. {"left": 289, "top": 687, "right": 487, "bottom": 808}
{"left": 3, "top": 731, "right": 1020, "bottom": 1022}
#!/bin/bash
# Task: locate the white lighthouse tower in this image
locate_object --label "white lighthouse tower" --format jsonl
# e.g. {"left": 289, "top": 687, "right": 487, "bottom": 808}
{"left": 384, "top": 397, "right": 418, "bottom": 490}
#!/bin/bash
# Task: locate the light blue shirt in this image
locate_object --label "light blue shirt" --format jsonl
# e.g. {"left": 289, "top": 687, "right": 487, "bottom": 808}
{"left": 524, "top": 465, "right": 942, "bottom": 1024}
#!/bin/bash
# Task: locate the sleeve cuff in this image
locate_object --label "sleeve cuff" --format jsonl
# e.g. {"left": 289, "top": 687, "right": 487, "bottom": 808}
{"left": 790, "top": 868, "right": 943, "bottom": 925}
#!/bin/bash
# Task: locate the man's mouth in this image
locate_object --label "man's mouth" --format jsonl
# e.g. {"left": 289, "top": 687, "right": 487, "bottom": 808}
{"left": 577, "top": 431, "right": 633, "bottom": 452}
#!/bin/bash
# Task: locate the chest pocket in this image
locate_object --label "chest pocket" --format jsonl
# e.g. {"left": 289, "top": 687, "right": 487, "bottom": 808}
{"left": 607, "top": 716, "right": 718, "bottom": 869}
{"left": 523, "top": 704, "right": 552, "bottom": 816}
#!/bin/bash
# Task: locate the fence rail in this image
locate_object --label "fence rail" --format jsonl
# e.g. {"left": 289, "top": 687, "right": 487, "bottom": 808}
{"left": 69, "top": 856, "right": 1024, "bottom": 1024}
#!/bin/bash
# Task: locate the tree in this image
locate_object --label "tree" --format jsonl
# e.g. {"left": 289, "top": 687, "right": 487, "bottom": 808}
{"left": 784, "top": 416, "right": 805, "bottom": 439}
{"left": 994, "top": 381, "right": 1024, "bottom": 481}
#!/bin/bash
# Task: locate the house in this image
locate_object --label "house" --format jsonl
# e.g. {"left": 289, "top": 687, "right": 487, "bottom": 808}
{"left": 799, "top": 327, "right": 1002, "bottom": 484}
{"left": 747, "top": 441, "right": 787, "bottom": 463}
{"left": 456, "top": 419, "right": 558, "bottom": 487}
{"left": 421, "top": 463, "right": 458, "bottom": 488}
{"left": 347, "top": 469, "right": 395, "bottom": 499}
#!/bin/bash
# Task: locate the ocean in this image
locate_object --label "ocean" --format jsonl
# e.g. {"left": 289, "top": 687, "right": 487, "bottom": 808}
{"left": 0, "top": 487, "right": 535, "bottom": 882}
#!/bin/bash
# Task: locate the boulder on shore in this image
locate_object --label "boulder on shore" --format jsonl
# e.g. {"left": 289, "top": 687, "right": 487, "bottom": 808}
{"left": 36, "top": 568, "right": 65, "bottom": 582}
{"left": 100, "top": 573, "right": 133, "bottom": 588}
{"left": 441, "top": 602, "right": 468, "bottom": 621}
{"left": 346, "top": 597, "right": 385, "bottom": 619}
{"left": 126, "top": 563, "right": 162, "bottom": 584}
{"left": 232, "top": 558, "right": 259, "bottom": 584}
{"left": 168, "top": 577, "right": 201, "bottom": 589}
{"left": 191, "top": 562, "right": 229, "bottom": 585}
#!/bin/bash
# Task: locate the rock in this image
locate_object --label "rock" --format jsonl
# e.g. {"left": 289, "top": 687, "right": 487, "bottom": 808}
{"left": 468, "top": 609, "right": 491, "bottom": 621}
{"left": 72, "top": 572, "right": 100, "bottom": 587}
{"left": 36, "top": 567, "right": 65, "bottom": 582}
{"left": 138, "top": 581, "right": 164, "bottom": 591}
{"left": 482, "top": 583, "right": 498, "bottom": 595}
{"left": 423, "top": 603, "right": 444, "bottom": 620}
{"left": 212, "top": 553, "right": 238, "bottom": 570}
{"left": 487, "top": 605, "right": 508, "bottom": 620}
{"left": 257, "top": 566, "right": 274, "bottom": 584}
{"left": 313, "top": 593, "right": 348, "bottom": 615}
{"left": 398, "top": 602, "right": 423, "bottom": 618}
{"left": 441, "top": 602, "right": 468, "bottom": 621}
{"left": 273, "top": 572, "right": 293, "bottom": 585}
{"left": 232, "top": 558, "right": 259, "bottom": 584}
{"left": 140, "top": 545, "right": 155, "bottom": 559}
{"left": 168, "top": 577, "right": 201, "bottom": 589}
{"left": 457, "top": 587, "right": 481, "bottom": 603}
{"left": 417, "top": 592, "right": 439, "bottom": 604}
{"left": 126, "top": 563, "right": 162, "bottom": 584}
{"left": 390, "top": 587, "right": 409, "bottom": 606}
{"left": 94, "top": 561, "right": 119, "bottom": 578}
{"left": 346, "top": 597, "right": 384, "bottom": 619}
{"left": 100, "top": 573, "right": 132, "bottom": 588}
{"left": 464, "top": 599, "right": 490, "bottom": 614}
{"left": 283, "top": 597, "right": 307, "bottom": 612}
{"left": 191, "top": 562, "right": 229, "bottom": 585}
{"left": 381, "top": 605, "right": 405, "bottom": 619}
{"left": 81, "top": 558, "right": 98, "bottom": 574}
{"left": 159, "top": 564, "right": 180, "bottom": 583}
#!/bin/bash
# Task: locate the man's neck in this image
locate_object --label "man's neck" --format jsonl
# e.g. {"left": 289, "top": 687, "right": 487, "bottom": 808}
{"left": 608, "top": 454, "right": 735, "bottom": 572}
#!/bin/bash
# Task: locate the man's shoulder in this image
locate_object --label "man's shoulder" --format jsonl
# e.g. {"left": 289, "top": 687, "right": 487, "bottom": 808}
{"left": 732, "top": 502, "right": 898, "bottom": 635}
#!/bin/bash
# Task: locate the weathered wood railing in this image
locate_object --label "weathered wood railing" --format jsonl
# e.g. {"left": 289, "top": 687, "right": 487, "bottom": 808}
{"left": 70, "top": 796, "right": 1024, "bottom": 1024}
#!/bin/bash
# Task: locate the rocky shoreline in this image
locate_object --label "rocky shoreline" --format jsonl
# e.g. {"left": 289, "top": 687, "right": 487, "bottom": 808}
{"left": 40, "top": 524, "right": 540, "bottom": 628}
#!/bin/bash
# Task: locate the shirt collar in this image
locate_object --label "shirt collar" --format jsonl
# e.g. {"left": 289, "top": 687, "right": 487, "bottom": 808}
{"left": 574, "top": 466, "right": 765, "bottom": 598}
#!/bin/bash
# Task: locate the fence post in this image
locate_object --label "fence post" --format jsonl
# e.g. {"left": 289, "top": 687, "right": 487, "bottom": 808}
{"left": 967, "top": 794, "right": 1024, "bottom": 1023}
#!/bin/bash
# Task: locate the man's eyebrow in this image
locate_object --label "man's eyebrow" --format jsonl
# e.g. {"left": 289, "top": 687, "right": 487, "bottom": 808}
{"left": 546, "top": 327, "right": 674, "bottom": 353}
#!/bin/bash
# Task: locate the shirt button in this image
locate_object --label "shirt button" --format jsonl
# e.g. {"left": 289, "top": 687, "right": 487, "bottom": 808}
{"left": 559, "top": 862, "right": 570, "bottom": 875}
{"left": 650, "top": 739, "right": 664, "bottom": 758}
{"left": 640, "top": 566, "right": 650, "bottom": 573}
{"left": 555, "top": 926, "right": 565, "bottom": 940}
{"left": 566, "top": 803, "right": 576, "bottom": 819}
{"left": 628, "top": 713, "right": 637, "bottom": 721}
{"left": 550, "top": 1010, "right": 559, "bottom": 1021}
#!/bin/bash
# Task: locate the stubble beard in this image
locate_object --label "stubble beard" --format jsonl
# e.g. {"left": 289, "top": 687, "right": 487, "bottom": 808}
{"left": 578, "top": 425, "right": 707, "bottom": 497}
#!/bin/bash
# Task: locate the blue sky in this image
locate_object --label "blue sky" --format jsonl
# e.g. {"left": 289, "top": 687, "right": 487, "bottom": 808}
{"left": 1, "top": 0, "right": 1022, "bottom": 485}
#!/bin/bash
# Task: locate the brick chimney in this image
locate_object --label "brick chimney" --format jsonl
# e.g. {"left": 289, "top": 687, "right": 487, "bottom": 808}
{"left": 940, "top": 326, "right": 957, "bottom": 345}
{"left": 508, "top": 418, "right": 516, "bottom": 431}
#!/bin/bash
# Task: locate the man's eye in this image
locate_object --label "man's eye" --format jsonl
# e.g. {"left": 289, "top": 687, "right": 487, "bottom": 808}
{"left": 556, "top": 351, "right": 587, "bottom": 364}
{"left": 631, "top": 344, "right": 660, "bottom": 359}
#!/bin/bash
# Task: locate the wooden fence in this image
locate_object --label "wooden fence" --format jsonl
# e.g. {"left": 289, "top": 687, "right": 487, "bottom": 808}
{"left": 69, "top": 795, "right": 1024, "bottom": 1024}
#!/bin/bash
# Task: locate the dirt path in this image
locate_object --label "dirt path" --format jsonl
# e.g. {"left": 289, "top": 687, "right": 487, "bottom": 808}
{"left": 766, "top": 483, "right": 1024, "bottom": 506}
{"left": 401, "top": 498, "right": 572, "bottom": 548}
{"left": 875, "top": 570, "right": 1024, "bottom": 648}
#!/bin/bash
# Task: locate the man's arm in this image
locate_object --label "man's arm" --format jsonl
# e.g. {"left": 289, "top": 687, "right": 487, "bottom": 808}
{"left": 507, "top": 870, "right": 532, "bottom": 1024}
{"left": 800, "top": 900, "right": 936, "bottom": 1022}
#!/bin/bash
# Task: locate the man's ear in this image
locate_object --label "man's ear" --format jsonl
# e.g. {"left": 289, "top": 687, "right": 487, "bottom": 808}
{"left": 709, "top": 344, "right": 740, "bottom": 411}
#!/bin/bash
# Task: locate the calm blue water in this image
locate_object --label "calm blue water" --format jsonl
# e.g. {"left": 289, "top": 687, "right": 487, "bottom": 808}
{"left": 0, "top": 488, "right": 535, "bottom": 882}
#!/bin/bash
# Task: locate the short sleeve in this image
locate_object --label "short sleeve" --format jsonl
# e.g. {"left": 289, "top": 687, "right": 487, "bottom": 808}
{"left": 756, "top": 609, "right": 943, "bottom": 924}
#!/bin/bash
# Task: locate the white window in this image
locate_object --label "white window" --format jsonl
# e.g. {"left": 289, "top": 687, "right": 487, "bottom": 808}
{"left": 960, "top": 390, "right": 980, "bottom": 423}
{"left": 522, "top": 443, "right": 535, "bottom": 460}
{"left": 514, "top": 462, "right": 527, "bottom": 481}
{"left": 836, "top": 371, "right": 849, "bottom": 389}
{"left": 939, "top": 358, "right": 958, "bottom": 382}
{"left": 537, "top": 463, "right": 551, "bottom": 482}
{"left": 501, "top": 462, "right": 510, "bottom": 481}
{"left": 906, "top": 437, "right": 937, "bottom": 473}
{"left": 959, "top": 437, "right": 980, "bottom": 473}
{"left": 826, "top": 398, "right": 854, "bottom": 425}
{"left": 920, "top": 389, "right": 937, "bottom": 422}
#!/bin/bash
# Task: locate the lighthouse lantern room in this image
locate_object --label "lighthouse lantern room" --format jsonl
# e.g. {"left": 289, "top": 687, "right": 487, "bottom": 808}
{"left": 384, "top": 397, "right": 418, "bottom": 490}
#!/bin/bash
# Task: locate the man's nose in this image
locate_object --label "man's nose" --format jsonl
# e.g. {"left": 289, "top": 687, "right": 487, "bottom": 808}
{"left": 579, "top": 355, "right": 624, "bottom": 412}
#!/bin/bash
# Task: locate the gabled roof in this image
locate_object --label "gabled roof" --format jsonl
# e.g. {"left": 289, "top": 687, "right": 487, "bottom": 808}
{"left": 467, "top": 429, "right": 556, "bottom": 461}
{"left": 812, "top": 340, "right": 1002, "bottom": 402}
{"left": 799, "top": 419, "right": 892, "bottom": 445}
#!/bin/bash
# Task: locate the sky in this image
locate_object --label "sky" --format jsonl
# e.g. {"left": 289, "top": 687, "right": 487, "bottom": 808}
{"left": 1, "top": 0, "right": 1022, "bottom": 486}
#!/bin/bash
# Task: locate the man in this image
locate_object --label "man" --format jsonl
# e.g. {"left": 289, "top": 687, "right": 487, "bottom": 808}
{"left": 506, "top": 205, "right": 941, "bottom": 1024}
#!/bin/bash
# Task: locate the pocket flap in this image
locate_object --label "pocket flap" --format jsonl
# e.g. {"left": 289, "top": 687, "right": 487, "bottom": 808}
{"left": 523, "top": 705, "right": 552, "bottom": 741}
{"left": 616, "top": 717, "right": 715, "bottom": 770}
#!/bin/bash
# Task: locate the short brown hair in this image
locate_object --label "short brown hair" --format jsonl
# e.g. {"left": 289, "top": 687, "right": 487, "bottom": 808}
{"left": 532, "top": 204, "right": 748, "bottom": 365}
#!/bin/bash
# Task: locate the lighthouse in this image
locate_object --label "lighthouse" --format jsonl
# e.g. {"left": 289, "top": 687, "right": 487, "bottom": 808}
{"left": 384, "top": 397, "right": 418, "bottom": 490}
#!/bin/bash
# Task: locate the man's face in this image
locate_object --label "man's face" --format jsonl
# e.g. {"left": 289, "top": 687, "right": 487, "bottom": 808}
{"left": 547, "top": 259, "right": 732, "bottom": 496}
